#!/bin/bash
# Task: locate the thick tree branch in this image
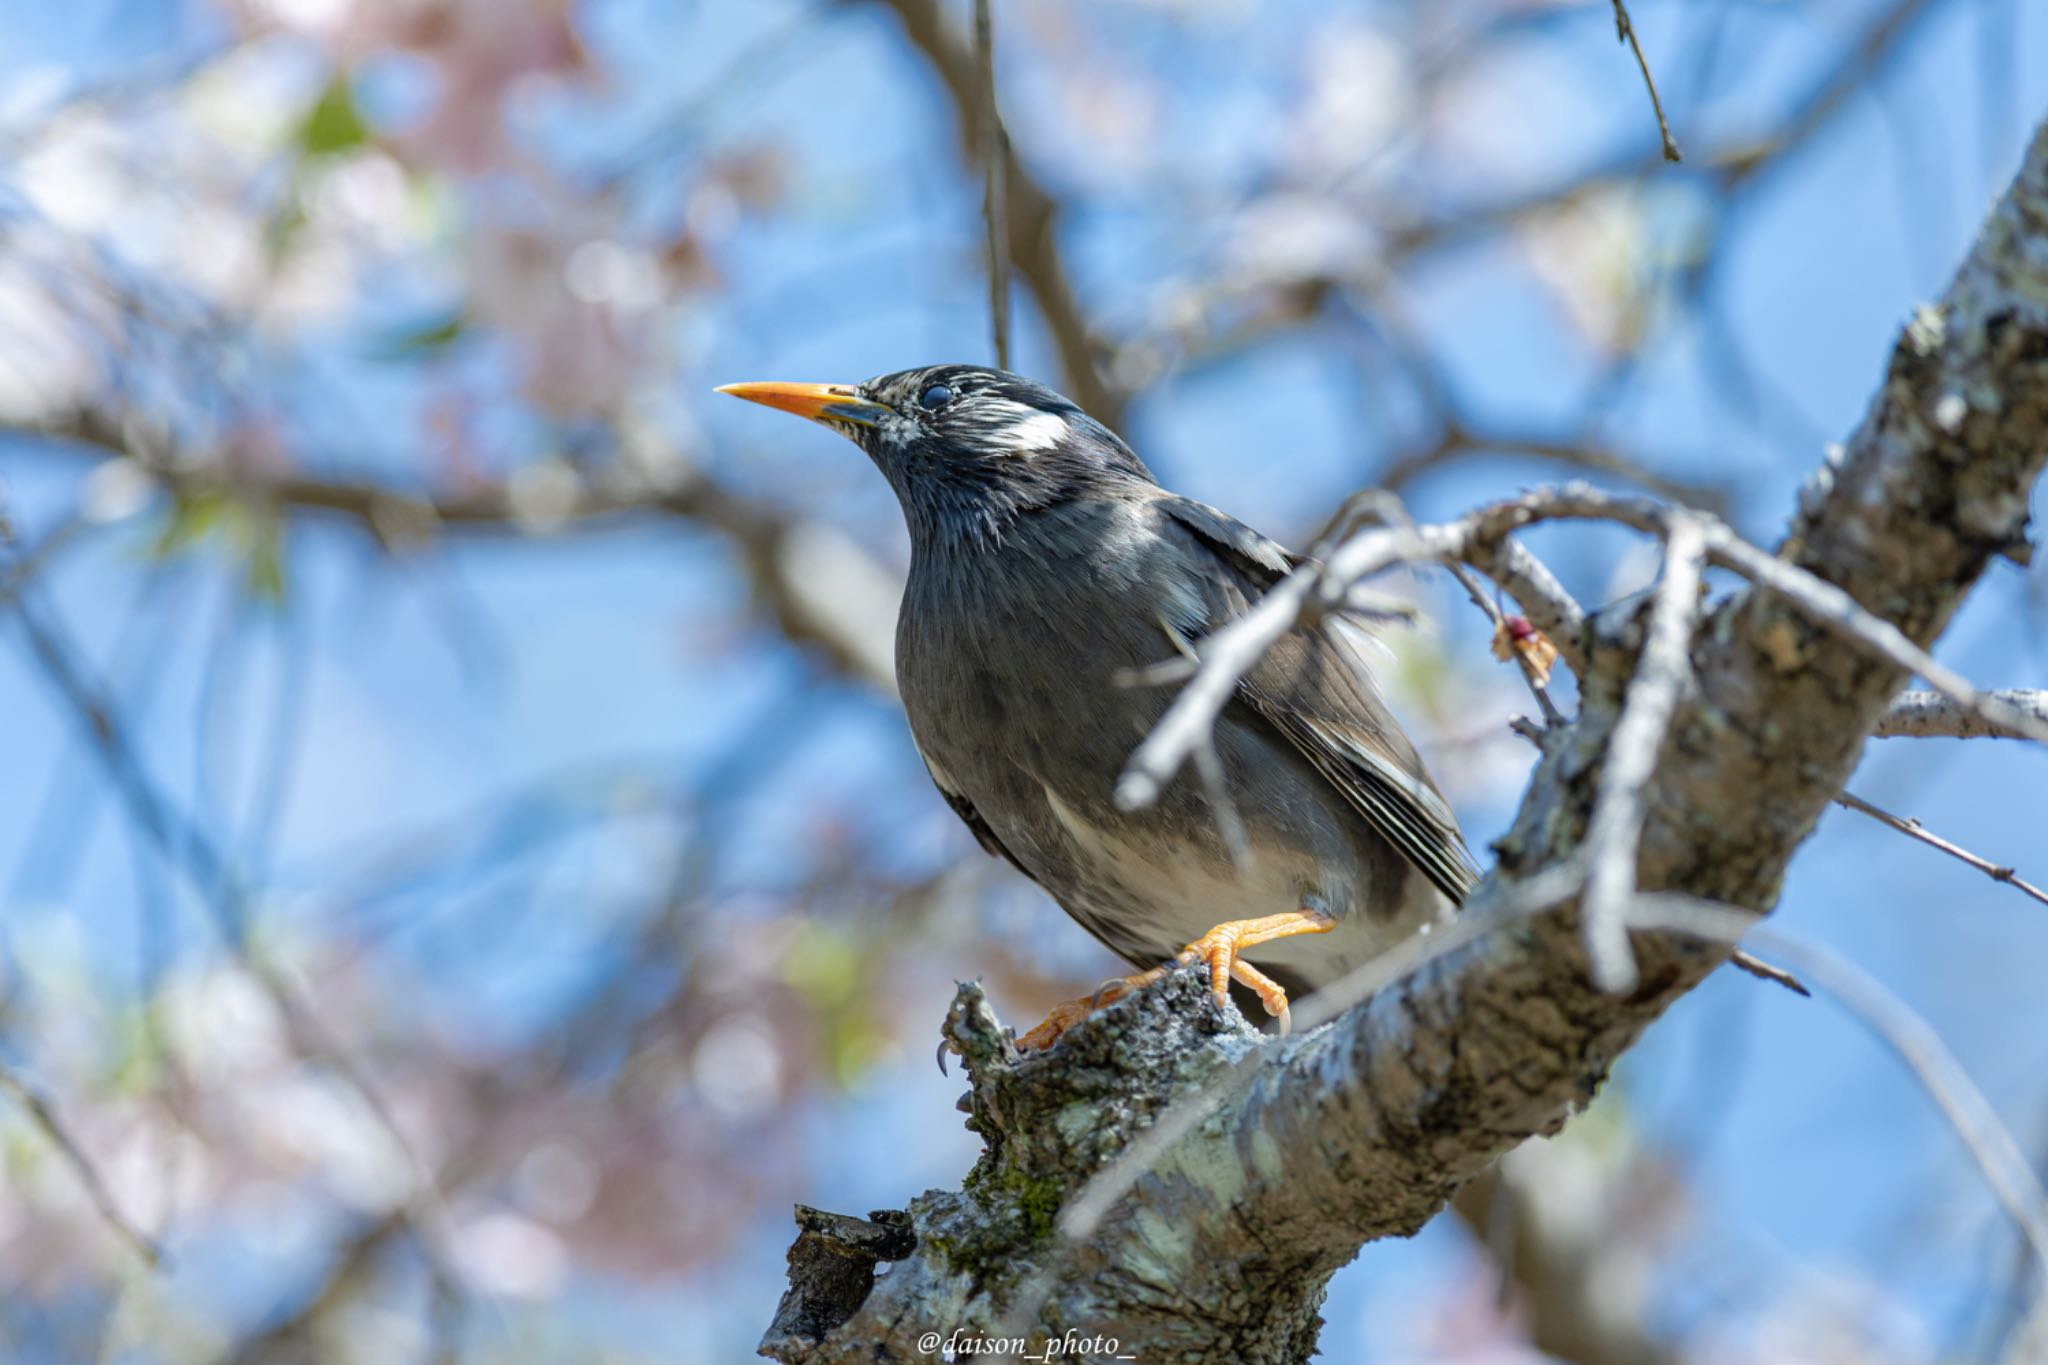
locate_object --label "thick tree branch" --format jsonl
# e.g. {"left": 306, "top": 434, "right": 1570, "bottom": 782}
{"left": 762, "top": 116, "right": 2048, "bottom": 1361}
{"left": 8, "top": 411, "right": 904, "bottom": 694}
{"left": 1450, "top": 1162, "right": 1681, "bottom": 1365}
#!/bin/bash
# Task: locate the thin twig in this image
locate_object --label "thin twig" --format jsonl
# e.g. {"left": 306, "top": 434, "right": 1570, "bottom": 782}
{"left": 1338, "top": 492, "right": 1565, "bottom": 726}
{"left": 1726, "top": 948, "right": 1810, "bottom": 996}
{"left": 869, "top": 0, "right": 1115, "bottom": 421}
{"left": 1450, "top": 558, "right": 1563, "bottom": 726}
{"left": 1116, "top": 484, "right": 2045, "bottom": 820}
{"left": 1466, "top": 534, "right": 1590, "bottom": 676}
{"left": 1116, "top": 517, "right": 1562, "bottom": 810}
{"left": 1579, "top": 516, "right": 1705, "bottom": 992}
{"left": 1625, "top": 896, "right": 2048, "bottom": 1284}
{"left": 1700, "top": 528, "right": 2048, "bottom": 746}
{"left": 1157, "top": 611, "right": 1252, "bottom": 870}
{"left": 1835, "top": 790, "right": 2048, "bottom": 910}
{"left": 1610, "top": 0, "right": 1683, "bottom": 162}
{"left": 973, "top": 0, "right": 1011, "bottom": 370}
{"left": 1876, "top": 689, "right": 2048, "bottom": 740}
{"left": 0, "top": 505, "right": 466, "bottom": 1314}
{"left": 0, "top": 1058, "right": 160, "bottom": 1268}
{"left": 1464, "top": 485, "right": 2047, "bottom": 747}
{"left": 1116, "top": 533, "right": 1389, "bottom": 810}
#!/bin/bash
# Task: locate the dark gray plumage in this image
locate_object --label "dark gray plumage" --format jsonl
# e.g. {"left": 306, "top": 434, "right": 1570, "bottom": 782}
{"left": 719, "top": 364, "right": 1476, "bottom": 1034}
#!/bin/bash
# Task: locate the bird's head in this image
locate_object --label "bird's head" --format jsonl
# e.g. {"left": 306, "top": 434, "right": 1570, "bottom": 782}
{"left": 717, "top": 364, "right": 1152, "bottom": 547}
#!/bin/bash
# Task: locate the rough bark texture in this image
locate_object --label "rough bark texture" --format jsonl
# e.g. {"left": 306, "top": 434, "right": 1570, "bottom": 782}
{"left": 761, "top": 121, "right": 2048, "bottom": 1362}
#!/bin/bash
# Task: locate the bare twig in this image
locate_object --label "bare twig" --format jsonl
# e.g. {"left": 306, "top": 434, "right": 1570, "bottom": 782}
{"left": 1835, "top": 790, "right": 2048, "bottom": 910}
{"left": 0, "top": 509, "right": 465, "bottom": 1315}
{"left": 1625, "top": 896, "right": 2048, "bottom": 1284}
{"left": 1118, "top": 482, "right": 2041, "bottom": 855}
{"left": 12, "top": 416, "right": 904, "bottom": 693}
{"left": 1115, "top": 513, "right": 1575, "bottom": 811}
{"left": 1580, "top": 517, "right": 1705, "bottom": 991}
{"left": 1876, "top": 689, "right": 2048, "bottom": 740}
{"left": 1114, "top": 534, "right": 1379, "bottom": 811}
{"left": 1454, "top": 485, "right": 2048, "bottom": 749}
{"left": 0, "top": 1058, "right": 160, "bottom": 1268}
{"left": 861, "top": 0, "right": 1120, "bottom": 425}
{"left": 1455, "top": 559, "right": 1565, "bottom": 726}
{"left": 1465, "top": 535, "right": 1590, "bottom": 676}
{"left": 1610, "top": 0, "right": 1682, "bottom": 162}
{"left": 1726, "top": 949, "right": 1811, "bottom": 996}
{"left": 1700, "top": 528, "right": 2048, "bottom": 746}
{"left": 1328, "top": 491, "right": 1566, "bottom": 725}
{"left": 973, "top": 0, "right": 1010, "bottom": 370}
{"left": 1376, "top": 422, "right": 1730, "bottom": 514}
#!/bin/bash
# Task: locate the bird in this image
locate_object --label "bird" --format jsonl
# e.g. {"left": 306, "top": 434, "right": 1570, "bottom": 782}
{"left": 717, "top": 365, "right": 1477, "bottom": 1049}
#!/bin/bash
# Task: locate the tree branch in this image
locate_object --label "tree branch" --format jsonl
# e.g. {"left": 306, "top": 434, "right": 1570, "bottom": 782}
{"left": 0, "top": 1057, "right": 160, "bottom": 1269}
{"left": 1877, "top": 688, "right": 2048, "bottom": 739}
{"left": 1579, "top": 516, "right": 1705, "bottom": 990}
{"left": 8, "top": 410, "right": 904, "bottom": 694}
{"left": 860, "top": 0, "right": 1121, "bottom": 428}
{"left": 971, "top": 0, "right": 1011, "bottom": 371}
{"left": 1609, "top": 0, "right": 1682, "bottom": 162}
{"left": 1835, "top": 790, "right": 2048, "bottom": 910}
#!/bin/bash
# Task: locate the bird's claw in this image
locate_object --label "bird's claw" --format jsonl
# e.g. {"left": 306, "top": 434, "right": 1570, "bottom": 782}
{"left": 1091, "top": 971, "right": 1157, "bottom": 1010}
{"left": 1170, "top": 908, "right": 1337, "bottom": 1030}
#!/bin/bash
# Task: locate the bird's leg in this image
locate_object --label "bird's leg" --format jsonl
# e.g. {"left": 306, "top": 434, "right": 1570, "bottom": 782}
{"left": 1012, "top": 908, "right": 1336, "bottom": 1051}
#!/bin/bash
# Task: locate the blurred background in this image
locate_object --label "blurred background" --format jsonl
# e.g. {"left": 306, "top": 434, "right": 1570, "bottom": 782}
{"left": 0, "top": 0, "right": 2043, "bottom": 1361}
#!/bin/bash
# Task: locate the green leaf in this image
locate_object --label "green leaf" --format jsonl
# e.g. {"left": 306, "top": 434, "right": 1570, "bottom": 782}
{"left": 246, "top": 526, "right": 288, "bottom": 605}
{"left": 263, "top": 197, "right": 307, "bottom": 261}
{"left": 298, "top": 74, "right": 369, "bottom": 157}
{"left": 150, "top": 490, "right": 232, "bottom": 559}
{"left": 373, "top": 309, "right": 468, "bottom": 360}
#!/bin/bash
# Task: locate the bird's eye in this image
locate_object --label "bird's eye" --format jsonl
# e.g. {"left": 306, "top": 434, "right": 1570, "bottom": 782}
{"left": 918, "top": 383, "right": 954, "bottom": 409}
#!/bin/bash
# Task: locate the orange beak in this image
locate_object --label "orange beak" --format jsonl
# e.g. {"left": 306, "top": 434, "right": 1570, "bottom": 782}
{"left": 715, "top": 380, "right": 893, "bottom": 428}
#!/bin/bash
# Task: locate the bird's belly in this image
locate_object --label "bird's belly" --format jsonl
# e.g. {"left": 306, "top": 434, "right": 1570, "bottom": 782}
{"left": 1034, "top": 784, "right": 1319, "bottom": 949}
{"left": 999, "top": 769, "right": 1448, "bottom": 992}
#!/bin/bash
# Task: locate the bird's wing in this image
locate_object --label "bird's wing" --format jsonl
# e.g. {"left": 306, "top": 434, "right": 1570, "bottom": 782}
{"left": 915, "top": 742, "right": 1037, "bottom": 879}
{"left": 1153, "top": 494, "right": 1301, "bottom": 584}
{"left": 1158, "top": 496, "right": 1481, "bottom": 906}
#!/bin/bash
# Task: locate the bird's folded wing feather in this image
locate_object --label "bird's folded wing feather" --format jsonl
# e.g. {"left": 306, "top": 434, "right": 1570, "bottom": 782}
{"left": 1159, "top": 495, "right": 1480, "bottom": 906}
{"left": 916, "top": 747, "right": 1037, "bottom": 881}
{"left": 1152, "top": 493, "right": 1301, "bottom": 580}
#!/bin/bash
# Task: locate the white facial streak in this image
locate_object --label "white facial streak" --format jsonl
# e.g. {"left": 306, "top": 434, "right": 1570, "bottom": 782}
{"left": 998, "top": 410, "right": 1069, "bottom": 453}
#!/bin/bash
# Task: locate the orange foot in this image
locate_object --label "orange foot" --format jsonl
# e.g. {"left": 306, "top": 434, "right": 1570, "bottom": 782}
{"left": 1014, "top": 969, "right": 1162, "bottom": 1051}
{"left": 1014, "top": 908, "right": 1337, "bottom": 1051}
